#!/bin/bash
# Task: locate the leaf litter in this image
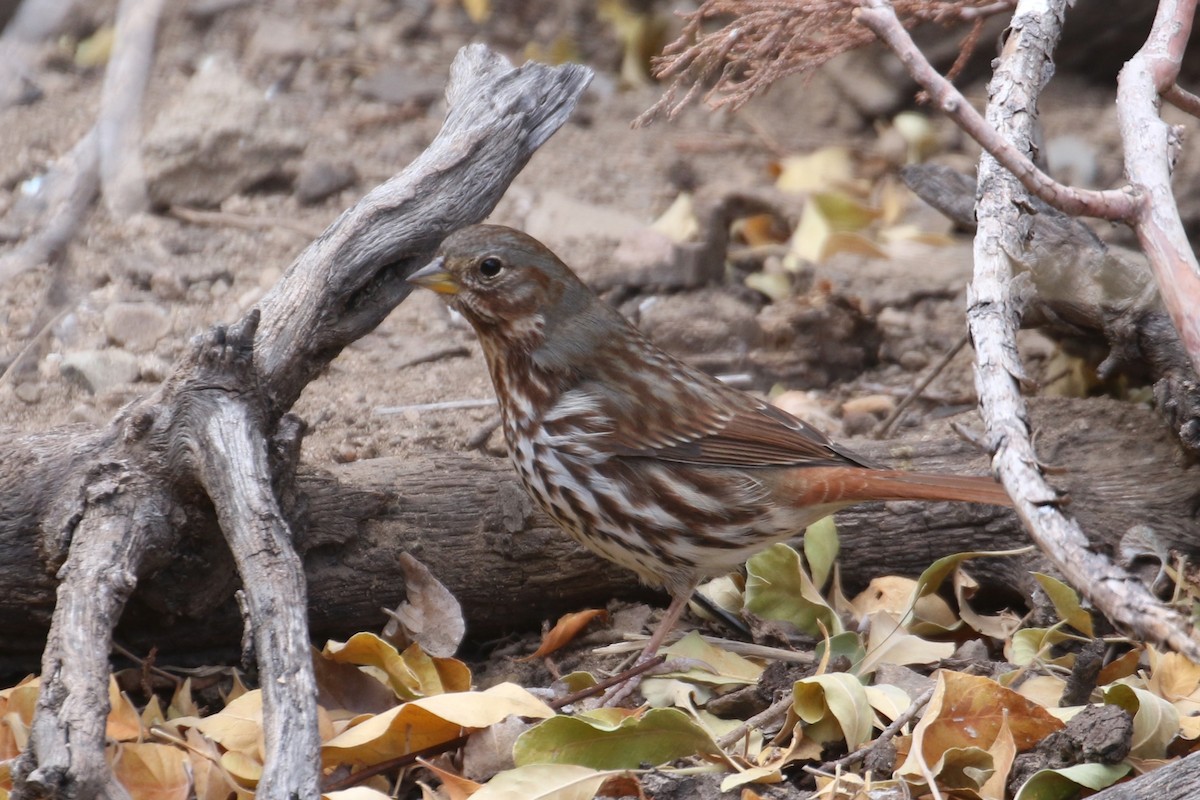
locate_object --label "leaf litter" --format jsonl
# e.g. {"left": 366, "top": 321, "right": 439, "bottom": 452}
{"left": 6, "top": 529, "right": 1200, "bottom": 800}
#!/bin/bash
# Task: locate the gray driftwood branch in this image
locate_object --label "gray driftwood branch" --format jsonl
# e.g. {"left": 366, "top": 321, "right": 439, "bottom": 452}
{"left": 8, "top": 45, "right": 592, "bottom": 800}
{"left": 856, "top": 0, "right": 1200, "bottom": 663}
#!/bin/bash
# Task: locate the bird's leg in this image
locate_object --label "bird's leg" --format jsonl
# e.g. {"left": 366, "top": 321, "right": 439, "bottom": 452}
{"left": 599, "top": 591, "right": 692, "bottom": 707}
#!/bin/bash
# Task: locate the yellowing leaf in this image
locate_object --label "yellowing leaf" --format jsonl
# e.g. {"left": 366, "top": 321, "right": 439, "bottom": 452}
{"left": 793, "top": 674, "right": 873, "bottom": 749}
{"left": 864, "top": 683, "right": 913, "bottom": 727}
{"left": 169, "top": 678, "right": 199, "bottom": 719}
{"left": 785, "top": 200, "right": 830, "bottom": 265}
{"left": 472, "top": 764, "right": 618, "bottom": 800}
{"left": 324, "top": 683, "right": 554, "bottom": 768}
{"left": 185, "top": 728, "right": 251, "bottom": 800}
{"left": 812, "top": 193, "right": 880, "bottom": 232}
{"left": 111, "top": 742, "right": 189, "bottom": 800}
{"left": 745, "top": 543, "right": 841, "bottom": 636}
{"left": 324, "top": 788, "right": 394, "bottom": 800}
{"left": 981, "top": 716, "right": 1017, "bottom": 800}
{"left": 657, "top": 631, "right": 763, "bottom": 686}
{"left": 513, "top": 707, "right": 723, "bottom": 769}
{"left": 775, "top": 147, "right": 856, "bottom": 194}
{"left": 804, "top": 517, "right": 839, "bottom": 590}
{"left": 107, "top": 677, "right": 144, "bottom": 742}
{"left": 323, "top": 634, "right": 469, "bottom": 700}
{"left": 956, "top": 570, "right": 1022, "bottom": 640}
{"left": 460, "top": 0, "right": 490, "bottom": 24}
{"left": 1016, "top": 675, "right": 1067, "bottom": 708}
{"left": 221, "top": 749, "right": 262, "bottom": 787}
{"left": 856, "top": 611, "right": 955, "bottom": 676}
{"left": 518, "top": 610, "right": 609, "bottom": 662}
{"left": 1147, "top": 649, "right": 1200, "bottom": 701}
{"left": 899, "top": 670, "right": 1063, "bottom": 780}
{"left": 650, "top": 192, "right": 699, "bottom": 243}
{"left": 1013, "top": 762, "right": 1131, "bottom": 800}
{"left": 1006, "top": 626, "right": 1074, "bottom": 668}
{"left": 183, "top": 690, "right": 264, "bottom": 759}
{"left": 1033, "top": 573, "right": 1094, "bottom": 636}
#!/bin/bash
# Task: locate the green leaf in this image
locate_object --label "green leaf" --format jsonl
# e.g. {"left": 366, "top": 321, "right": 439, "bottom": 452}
{"left": 513, "top": 708, "right": 723, "bottom": 769}
{"left": 804, "top": 516, "right": 839, "bottom": 590}
{"left": 745, "top": 543, "right": 841, "bottom": 636}
{"left": 913, "top": 547, "right": 1035, "bottom": 601}
{"left": 793, "top": 673, "right": 873, "bottom": 749}
{"left": 1006, "top": 626, "right": 1074, "bottom": 668}
{"left": 1014, "top": 762, "right": 1131, "bottom": 800}
{"left": 657, "top": 631, "right": 763, "bottom": 686}
{"left": 471, "top": 764, "right": 620, "bottom": 800}
{"left": 813, "top": 631, "right": 866, "bottom": 668}
{"left": 1032, "top": 573, "right": 1094, "bottom": 636}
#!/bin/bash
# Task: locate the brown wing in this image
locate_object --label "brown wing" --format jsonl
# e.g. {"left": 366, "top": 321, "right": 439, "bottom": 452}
{"left": 608, "top": 398, "right": 876, "bottom": 469}
{"left": 580, "top": 356, "right": 877, "bottom": 470}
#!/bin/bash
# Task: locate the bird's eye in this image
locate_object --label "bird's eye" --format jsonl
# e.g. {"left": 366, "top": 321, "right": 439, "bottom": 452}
{"left": 479, "top": 257, "right": 504, "bottom": 278}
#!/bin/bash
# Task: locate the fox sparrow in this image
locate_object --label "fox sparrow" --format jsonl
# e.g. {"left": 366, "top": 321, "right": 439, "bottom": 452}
{"left": 409, "top": 224, "right": 1011, "bottom": 663}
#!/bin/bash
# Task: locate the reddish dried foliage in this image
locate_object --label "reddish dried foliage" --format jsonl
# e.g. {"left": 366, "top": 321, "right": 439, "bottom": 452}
{"left": 639, "top": 0, "right": 1016, "bottom": 121}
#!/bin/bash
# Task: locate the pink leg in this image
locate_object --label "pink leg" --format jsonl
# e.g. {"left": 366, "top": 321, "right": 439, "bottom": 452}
{"left": 600, "top": 591, "right": 692, "bottom": 707}
{"left": 636, "top": 592, "right": 690, "bottom": 662}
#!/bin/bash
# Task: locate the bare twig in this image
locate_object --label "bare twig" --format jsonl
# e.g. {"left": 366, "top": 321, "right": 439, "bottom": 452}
{"left": 820, "top": 685, "right": 935, "bottom": 771}
{"left": 374, "top": 399, "right": 497, "bottom": 415}
{"left": 0, "top": 129, "right": 100, "bottom": 282}
{"left": 874, "top": 333, "right": 969, "bottom": 437}
{"left": 716, "top": 693, "right": 794, "bottom": 750}
{"left": 167, "top": 205, "right": 325, "bottom": 239}
{"left": 98, "top": 0, "right": 165, "bottom": 218}
{"left": 1163, "top": 84, "right": 1200, "bottom": 118}
{"left": 1116, "top": 0, "right": 1200, "bottom": 377}
{"left": 855, "top": 0, "right": 1140, "bottom": 222}
{"left": 0, "top": 0, "right": 76, "bottom": 108}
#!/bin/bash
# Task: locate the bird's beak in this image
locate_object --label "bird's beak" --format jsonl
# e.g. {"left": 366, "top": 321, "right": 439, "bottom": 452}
{"left": 407, "top": 256, "right": 459, "bottom": 295}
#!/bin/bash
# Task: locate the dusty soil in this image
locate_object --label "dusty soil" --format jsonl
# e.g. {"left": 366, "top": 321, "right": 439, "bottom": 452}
{"left": 0, "top": 0, "right": 1189, "bottom": 672}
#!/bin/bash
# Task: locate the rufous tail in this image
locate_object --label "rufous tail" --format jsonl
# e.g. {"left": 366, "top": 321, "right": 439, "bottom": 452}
{"left": 786, "top": 467, "right": 1013, "bottom": 508}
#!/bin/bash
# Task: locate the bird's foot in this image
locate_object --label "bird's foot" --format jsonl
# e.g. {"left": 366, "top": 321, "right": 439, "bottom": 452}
{"left": 596, "top": 656, "right": 714, "bottom": 708}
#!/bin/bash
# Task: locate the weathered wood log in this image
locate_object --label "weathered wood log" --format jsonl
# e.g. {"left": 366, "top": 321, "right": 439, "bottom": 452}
{"left": 3, "top": 45, "right": 593, "bottom": 800}
{"left": 1, "top": 397, "right": 1193, "bottom": 679}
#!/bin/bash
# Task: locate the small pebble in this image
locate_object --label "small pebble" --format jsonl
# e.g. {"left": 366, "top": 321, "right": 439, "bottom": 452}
{"left": 14, "top": 382, "right": 41, "bottom": 404}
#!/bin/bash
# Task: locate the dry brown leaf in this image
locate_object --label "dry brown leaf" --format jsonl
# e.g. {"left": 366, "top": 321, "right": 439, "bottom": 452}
{"left": 518, "top": 609, "right": 609, "bottom": 662}
{"left": 313, "top": 646, "right": 398, "bottom": 716}
{"left": 107, "top": 677, "right": 145, "bottom": 742}
{"left": 899, "top": 670, "right": 1064, "bottom": 779}
{"left": 382, "top": 554, "right": 466, "bottom": 658}
{"left": 184, "top": 728, "right": 253, "bottom": 800}
{"left": 111, "top": 742, "right": 189, "bottom": 800}
{"left": 980, "top": 716, "right": 1017, "bottom": 800}
{"left": 417, "top": 757, "right": 483, "bottom": 800}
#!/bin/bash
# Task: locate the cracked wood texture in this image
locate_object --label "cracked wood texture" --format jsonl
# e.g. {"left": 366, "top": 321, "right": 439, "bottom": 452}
{"left": 4, "top": 45, "right": 592, "bottom": 800}
{"left": 0, "top": 397, "right": 1193, "bottom": 679}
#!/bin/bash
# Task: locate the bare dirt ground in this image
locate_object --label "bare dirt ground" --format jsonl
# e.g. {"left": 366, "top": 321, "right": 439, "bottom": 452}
{"left": 0, "top": 0, "right": 1188, "bottom": 703}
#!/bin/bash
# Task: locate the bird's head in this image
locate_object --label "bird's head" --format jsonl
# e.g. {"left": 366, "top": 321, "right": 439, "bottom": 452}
{"left": 408, "top": 224, "right": 602, "bottom": 357}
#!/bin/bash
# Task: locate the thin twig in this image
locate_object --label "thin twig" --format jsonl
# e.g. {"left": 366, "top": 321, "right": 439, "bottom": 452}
{"left": 1163, "top": 84, "right": 1200, "bottom": 118}
{"left": 716, "top": 694, "right": 794, "bottom": 750}
{"left": 98, "top": 0, "right": 165, "bottom": 217}
{"left": 394, "top": 345, "right": 470, "bottom": 370}
{"left": 822, "top": 684, "right": 935, "bottom": 771}
{"left": 111, "top": 641, "right": 184, "bottom": 688}
{"left": 167, "top": 205, "right": 324, "bottom": 239}
{"left": 0, "top": 128, "right": 99, "bottom": 283}
{"left": 874, "top": 333, "right": 969, "bottom": 437}
{"left": 855, "top": 0, "right": 1141, "bottom": 223}
{"left": 374, "top": 399, "right": 497, "bottom": 415}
